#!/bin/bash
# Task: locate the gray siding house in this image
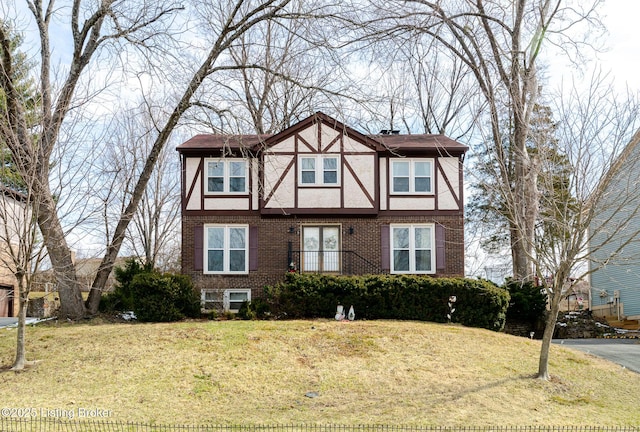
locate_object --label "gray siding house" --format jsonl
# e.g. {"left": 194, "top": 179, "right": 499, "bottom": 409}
{"left": 589, "top": 136, "right": 640, "bottom": 320}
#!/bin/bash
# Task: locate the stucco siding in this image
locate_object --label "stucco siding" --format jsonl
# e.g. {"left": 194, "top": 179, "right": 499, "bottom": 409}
{"left": 203, "top": 198, "right": 250, "bottom": 211}
{"left": 344, "top": 154, "right": 375, "bottom": 208}
{"left": 298, "top": 188, "right": 341, "bottom": 207}
{"left": 320, "top": 126, "right": 340, "bottom": 150}
{"left": 437, "top": 158, "right": 461, "bottom": 210}
{"left": 389, "top": 197, "right": 436, "bottom": 211}
{"left": 263, "top": 155, "right": 295, "bottom": 208}
{"left": 298, "top": 124, "right": 317, "bottom": 151}
{"left": 267, "top": 136, "right": 295, "bottom": 153}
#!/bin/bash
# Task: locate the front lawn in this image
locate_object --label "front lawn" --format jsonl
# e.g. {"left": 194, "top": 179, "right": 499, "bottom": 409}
{"left": 1, "top": 319, "right": 638, "bottom": 426}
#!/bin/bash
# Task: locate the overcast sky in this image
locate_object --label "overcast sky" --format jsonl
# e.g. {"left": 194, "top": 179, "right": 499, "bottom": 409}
{"left": 585, "top": 2, "right": 639, "bottom": 91}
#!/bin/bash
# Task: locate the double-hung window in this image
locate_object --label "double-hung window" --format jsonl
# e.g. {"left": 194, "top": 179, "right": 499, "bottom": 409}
{"left": 391, "top": 159, "right": 433, "bottom": 194}
{"left": 206, "top": 159, "right": 248, "bottom": 194}
{"left": 391, "top": 224, "right": 435, "bottom": 274}
{"left": 205, "top": 225, "right": 248, "bottom": 274}
{"left": 299, "top": 156, "right": 339, "bottom": 185}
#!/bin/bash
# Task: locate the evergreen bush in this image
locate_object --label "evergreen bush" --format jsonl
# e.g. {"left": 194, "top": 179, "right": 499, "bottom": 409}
{"left": 100, "top": 258, "right": 200, "bottom": 322}
{"left": 264, "top": 273, "right": 509, "bottom": 331}
{"left": 505, "top": 279, "right": 547, "bottom": 324}
{"left": 99, "top": 259, "right": 151, "bottom": 313}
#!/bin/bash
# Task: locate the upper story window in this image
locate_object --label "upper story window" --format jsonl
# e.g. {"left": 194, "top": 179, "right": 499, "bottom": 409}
{"left": 206, "top": 159, "right": 248, "bottom": 194}
{"left": 204, "top": 224, "right": 248, "bottom": 274}
{"left": 391, "top": 159, "right": 433, "bottom": 194}
{"left": 391, "top": 224, "right": 435, "bottom": 274}
{"left": 299, "top": 155, "right": 339, "bottom": 186}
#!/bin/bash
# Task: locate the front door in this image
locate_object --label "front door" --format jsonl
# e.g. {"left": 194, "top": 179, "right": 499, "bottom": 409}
{"left": 302, "top": 226, "right": 340, "bottom": 273}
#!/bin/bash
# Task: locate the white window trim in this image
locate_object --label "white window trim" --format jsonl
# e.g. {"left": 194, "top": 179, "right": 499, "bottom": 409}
{"left": 390, "top": 159, "right": 434, "bottom": 194}
{"left": 200, "top": 289, "right": 251, "bottom": 313}
{"left": 298, "top": 155, "right": 340, "bottom": 186}
{"left": 390, "top": 224, "right": 435, "bottom": 274}
{"left": 204, "top": 224, "right": 249, "bottom": 275}
{"left": 224, "top": 289, "right": 251, "bottom": 313}
{"left": 204, "top": 158, "right": 249, "bottom": 195}
{"left": 201, "top": 289, "right": 219, "bottom": 311}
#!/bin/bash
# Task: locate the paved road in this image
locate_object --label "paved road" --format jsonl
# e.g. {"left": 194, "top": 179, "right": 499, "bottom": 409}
{"left": 553, "top": 338, "right": 640, "bottom": 373}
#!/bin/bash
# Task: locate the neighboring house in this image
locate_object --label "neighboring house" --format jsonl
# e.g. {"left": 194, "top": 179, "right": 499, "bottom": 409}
{"left": 75, "top": 257, "right": 127, "bottom": 292}
{"left": 177, "top": 112, "right": 468, "bottom": 312}
{"left": 0, "top": 186, "right": 28, "bottom": 318}
{"left": 34, "top": 255, "right": 128, "bottom": 293}
{"left": 589, "top": 135, "right": 640, "bottom": 321}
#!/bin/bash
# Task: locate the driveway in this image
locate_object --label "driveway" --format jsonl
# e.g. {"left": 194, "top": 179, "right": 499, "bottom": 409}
{"left": 553, "top": 338, "right": 640, "bottom": 373}
{"left": 0, "top": 317, "right": 42, "bottom": 328}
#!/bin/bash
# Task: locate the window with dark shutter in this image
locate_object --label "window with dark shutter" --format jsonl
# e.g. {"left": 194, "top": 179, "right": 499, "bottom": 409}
{"left": 436, "top": 224, "right": 446, "bottom": 271}
{"left": 249, "top": 226, "right": 258, "bottom": 271}
{"left": 381, "top": 224, "right": 390, "bottom": 271}
{"left": 194, "top": 225, "right": 203, "bottom": 271}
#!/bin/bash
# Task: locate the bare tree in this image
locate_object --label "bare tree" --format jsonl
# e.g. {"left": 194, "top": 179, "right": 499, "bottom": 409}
{"left": 0, "top": 17, "right": 47, "bottom": 370}
{"left": 526, "top": 72, "right": 640, "bottom": 379}
{"left": 225, "top": 17, "right": 332, "bottom": 134}
{"left": 0, "top": 186, "right": 47, "bottom": 371}
{"left": 0, "top": 147, "right": 48, "bottom": 370}
{"left": 98, "top": 103, "right": 181, "bottom": 272}
{"left": 357, "top": 0, "right": 604, "bottom": 280}
{"left": 1, "top": 0, "right": 185, "bottom": 318}
{"left": 358, "top": 26, "right": 481, "bottom": 137}
{"left": 2, "top": 0, "right": 340, "bottom": 318}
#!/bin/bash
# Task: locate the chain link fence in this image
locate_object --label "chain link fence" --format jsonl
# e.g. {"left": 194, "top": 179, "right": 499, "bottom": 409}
{"left": 0, "top": 421, "right": 638, "bottom": 432}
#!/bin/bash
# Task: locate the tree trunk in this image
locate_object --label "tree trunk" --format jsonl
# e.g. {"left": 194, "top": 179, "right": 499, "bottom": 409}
{"left": 510, "top": 224, "right": 531, "bottom": 281}
{"left": 37, "top": 190, "right": 86, "bottom": 319}
{"left": 537, "top": 282, "right": 563, "bottom": 379}
{"left": 11, "top": 278, "right": 28, "bottom": 371}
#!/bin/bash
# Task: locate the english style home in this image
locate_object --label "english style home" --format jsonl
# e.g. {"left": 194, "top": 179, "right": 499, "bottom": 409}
{"left": 178, "top": 112, "right": 468, "bottom": 312}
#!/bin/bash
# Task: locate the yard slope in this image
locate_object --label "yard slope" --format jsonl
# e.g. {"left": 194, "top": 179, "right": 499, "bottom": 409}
{"left": 1, "top": 320, "right": 638, "bottom": 426}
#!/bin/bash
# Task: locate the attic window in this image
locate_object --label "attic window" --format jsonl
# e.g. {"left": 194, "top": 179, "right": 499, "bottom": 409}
{"left": 299, "top": 156, "right": 339, "bottom": 186}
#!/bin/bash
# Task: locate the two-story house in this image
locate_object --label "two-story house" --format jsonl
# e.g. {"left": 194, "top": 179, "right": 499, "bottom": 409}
{"left": 177, "top": 112, "right": 468, "bottom": 312}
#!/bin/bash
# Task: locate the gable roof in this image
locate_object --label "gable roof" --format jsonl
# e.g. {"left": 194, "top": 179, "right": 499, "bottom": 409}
{"left": 261, "top": 111, "right": 385, "bottom": 152}
{"left": 176, "top": 111, "right": 468, "bottom": 156}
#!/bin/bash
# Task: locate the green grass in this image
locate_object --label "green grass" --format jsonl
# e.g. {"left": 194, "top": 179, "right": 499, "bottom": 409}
{"left": 1, "top": 319, "right": 639, "bottom": 426}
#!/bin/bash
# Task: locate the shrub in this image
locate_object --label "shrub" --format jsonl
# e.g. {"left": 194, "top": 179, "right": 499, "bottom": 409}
{"left": 129, "top": 272, "right": 200, "bottom": 322}
{"left": 100, "top": 258, "right": 200, "bottom": 322}
{"left": 264, "top": 273, "right": 509, "bottom": 331}
{"left": 237, "top": 298, "right": 271, "bottom": 320}
{"left": 505, "top": 279, "right": 547, "bottom": 324}
{"left": 100, "top": 259, "right": 152, "bottom": 313}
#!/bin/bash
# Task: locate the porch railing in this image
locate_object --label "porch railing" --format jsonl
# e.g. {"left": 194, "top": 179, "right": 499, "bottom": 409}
{"left": 287, "top": 245, "right": 381, "bottom": 276}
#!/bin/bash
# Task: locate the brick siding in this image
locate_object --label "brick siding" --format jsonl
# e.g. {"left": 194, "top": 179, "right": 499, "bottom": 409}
{"left": 182, "top": 213, "right": 464, "bottom": 300}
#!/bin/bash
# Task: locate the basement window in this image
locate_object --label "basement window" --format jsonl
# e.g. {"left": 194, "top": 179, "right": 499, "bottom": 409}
{"left": 201, "top": 289, "right": 251, "bottom": 313}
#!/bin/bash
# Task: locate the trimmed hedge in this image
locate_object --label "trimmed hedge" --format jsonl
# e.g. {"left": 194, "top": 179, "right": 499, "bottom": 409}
{"left": 264, "top": 273, "right": 510, "bottom": 331}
